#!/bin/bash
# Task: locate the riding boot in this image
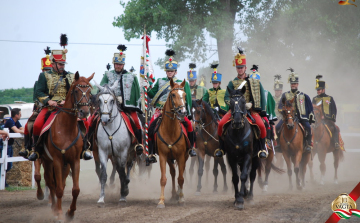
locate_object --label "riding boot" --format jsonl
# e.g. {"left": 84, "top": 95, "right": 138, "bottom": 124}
{"left": 187, "top": 131, "right": 197, "bottom": 157}
{"left": 214, "top": 137, "right": 225, "bottom": 157}
{"left": 134, "top": 129, "right": 144, "bottom": 155}
{"left": 28, "top": 135, "right": 41, "bottom": 161}
{"left": 258, "top": 138, "right": 268, "bottom": 159}
{"left": 19, "top": 134, "right": 31, "bottom": 158}
{"left": 81, "top": 135, "right": 93, "bottom": 160}
{"left": 145, "top": 140, "right": 157, "bottom": 166}
{"left": 304, "top": 132, "right": 313, "bottom": 153}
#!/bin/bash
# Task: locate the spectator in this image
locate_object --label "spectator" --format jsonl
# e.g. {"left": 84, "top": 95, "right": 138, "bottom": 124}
{"left": 1, "top": 109, "right": 24, "bottom": 186}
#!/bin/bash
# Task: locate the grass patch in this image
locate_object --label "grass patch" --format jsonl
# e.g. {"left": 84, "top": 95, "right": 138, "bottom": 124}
{"left": 5, "top": 185, "right": 34, "bottom": 192}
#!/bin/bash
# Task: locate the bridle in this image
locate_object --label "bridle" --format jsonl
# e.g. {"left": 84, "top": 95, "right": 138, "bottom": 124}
{"left": 56, "top": 83, "right": 92, "bottom": 116}
{"left": 97, "top": 88, "right": 119, "bottom": 123}
{"left": 230, "top": 95, "right": 246, "bottom": 129}
{"left": 164, "top": 87, "right": 186, "bottom": 121}
{"left": 193, "top": 101, "right": 218, "bottom": 144}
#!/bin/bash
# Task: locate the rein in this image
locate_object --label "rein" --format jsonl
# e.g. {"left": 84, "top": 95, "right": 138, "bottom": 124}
{"left": 282, "top": 108, "right": 299, "bottom": 147}
{"left": 164, "top": 87, "right": 186, "bottom": 121}
{"left": 101, "top": 117, "right": 123, "bottom": 157}
{"left": 193, "top": 103, "right": 218, "bottom": 146}
{"left": 230, "top": 95, "right": 246, "bottom": 129}
{"left": 97, "top": 91, "right": 120, "bottom": 123}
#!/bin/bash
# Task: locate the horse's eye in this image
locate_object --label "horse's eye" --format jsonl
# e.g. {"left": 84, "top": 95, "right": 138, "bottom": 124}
{"left": 75, "top": 90, "right": 78, "bottom": 93}
{"left": 172, "top": 93, "right": 175, "bottom": 97}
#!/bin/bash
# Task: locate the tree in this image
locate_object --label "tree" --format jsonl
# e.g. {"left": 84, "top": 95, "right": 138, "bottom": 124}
{"left": 238, "top": 0, "right": 360, "bottom": 93}
{"left": 113, "top": 0, "right": 283, "bottom": 77}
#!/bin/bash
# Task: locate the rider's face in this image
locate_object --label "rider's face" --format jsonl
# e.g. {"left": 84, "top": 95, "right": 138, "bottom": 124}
{"left": 114, "top": 63, "right": 124, "bottom": 73}
{"left": 52, "top": 63, "right": 65, "bottom": 73}
{"left": 166, "top": 70, "right": 177, "bottom": 79}
{"left": 317, "top": 89, "right": 325, "bottom": 95}
{"left": 236, "top": 66, "right": 246, "bottom": 78}
{"left": 212, "top": 82, "right": 220, "bottom": 89}
{"left": 189, "top": 80, "right": 196, "bottom": 87}
{"left": 291, "top": 83, "right": 298, "bottom": 90}
{"left": 275, "top": 90, "right": 282, "bottom": 97}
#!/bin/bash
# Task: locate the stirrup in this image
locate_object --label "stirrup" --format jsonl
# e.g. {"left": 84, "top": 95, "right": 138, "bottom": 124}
{"left": 258, "top": 150, "right": 268, "bottom": 159}
{"left": 81, "top": 150, "right": 93, "bottom": 160}
{"left": 214, "top": 148, "right": 224, "bottom": 157}
{"left": 134, "top": 143, "right": 144, "bottom": 151}
{"left": 19, "top": 149, "right": 29, "bottom": 158}
{"left": 28, "top": 151, "right": 40, "bottom": 161}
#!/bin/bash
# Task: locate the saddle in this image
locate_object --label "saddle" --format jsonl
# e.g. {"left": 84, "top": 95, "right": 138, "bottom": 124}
{"left": 149, "top": 115, "right": 191, "bottom": 154}
{"left": 222, "top": 115, "right": 260, "bottom": 139}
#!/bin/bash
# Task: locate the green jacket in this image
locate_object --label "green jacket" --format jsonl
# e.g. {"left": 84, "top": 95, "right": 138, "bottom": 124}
{"left": 265, "top": 90, "right": 277, "bottom": 121}
{"left": 35, "top": 69, "right": 75, "bottom": 105}
{"left": 148, "top": 77, "right": 192, "bottom": 116}
{"left": 100, "top": 70, "right": 142, "bottom": 113}
{"left": 203, "top": 87, "right": 229, "bottom": 114}
{"left": 190, "top": 85, "right": 208, "bottom": 100}
{"left": 224, "top": 76, "right": 266, "bottom": 116}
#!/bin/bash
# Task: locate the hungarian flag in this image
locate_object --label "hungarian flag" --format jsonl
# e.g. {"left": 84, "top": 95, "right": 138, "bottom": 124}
{"left": 141, "top": 35, "right": 155, "bottom": 87}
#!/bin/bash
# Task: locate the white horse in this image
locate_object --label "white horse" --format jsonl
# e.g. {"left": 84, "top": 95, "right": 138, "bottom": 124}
{"left": 94, "top": 81, "right": 135, "bottom": 206}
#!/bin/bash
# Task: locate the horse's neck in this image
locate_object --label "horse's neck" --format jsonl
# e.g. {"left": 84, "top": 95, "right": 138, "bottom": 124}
{"left": 204, "top": 110, "right": 216, "bottom": 132}
{"left": 161, "top": 102, "right": 181, "bottom": 133}
{"left": 283, "top": 121, "right": 298, "bottom": 137}
{"left": 108, "top": 107, "right": 122, "bottom": 129}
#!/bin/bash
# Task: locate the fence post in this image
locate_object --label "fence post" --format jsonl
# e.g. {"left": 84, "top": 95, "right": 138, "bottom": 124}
{"left": 0, "top": 128, "right": 9, "bottom": 190}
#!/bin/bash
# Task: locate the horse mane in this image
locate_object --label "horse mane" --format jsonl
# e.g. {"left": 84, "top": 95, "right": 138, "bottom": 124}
{"left": 200, "top": 100, "right": 217, "bottom": 121}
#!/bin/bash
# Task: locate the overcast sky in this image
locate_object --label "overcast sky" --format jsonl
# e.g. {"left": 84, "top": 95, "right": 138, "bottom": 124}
{"left": 0, "top": 0, "right": 219, "bottom": 90}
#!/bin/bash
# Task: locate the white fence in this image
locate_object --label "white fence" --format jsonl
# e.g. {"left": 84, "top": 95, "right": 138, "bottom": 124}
{"left": 0, "top": 128, "right": 35, "bottom": 190}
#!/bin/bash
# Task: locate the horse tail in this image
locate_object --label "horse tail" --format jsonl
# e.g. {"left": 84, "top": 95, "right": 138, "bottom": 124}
{"left": 334, "top": 148, "right": 344, "bottom": 162}
{"left": 270, "top": 162, "right": 286, "bottom": 174}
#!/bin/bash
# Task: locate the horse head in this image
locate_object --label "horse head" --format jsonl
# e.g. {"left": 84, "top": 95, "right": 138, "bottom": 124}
{"left": 192, "top": 99, "right": 206, "bottom": 132}
{"left": 281, "top": 97, "right": 296, "bottom": 129}
{"left": 94, "top": 80, "right": 119, "bottom": 125}
{"left": 227, "top": 86, "right": 246, "bottom": 129}
{"left": 168, "top": 78, "right": 187, "bottom": 121}
{"left": 68, "top": 72, "right": 94, "bottom": 118}
{"left": 313, "top": 101, "right": 323, "bottom": 127}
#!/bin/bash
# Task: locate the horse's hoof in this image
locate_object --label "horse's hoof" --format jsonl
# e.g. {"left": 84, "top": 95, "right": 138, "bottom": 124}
{"left": 157, "top": 203, "right": 165, "bottom": 209}
{"left": 194, "top": 191, "right": 201, "bottom": 196}
{"left": 334, "top": 179, "right": 339, "bottom": 185}
{"left": 262, "top": 185, "right": 268, "bottom": 193}
{"left": 118, "top": 199, "right": 127, "bottom": 206}
{"left": 234, "top": 202, "right": 244, "bottom": 210}
{"left": 65, "top": 210, "right": 75, "bottom": 222}
{"left": 320, "top": 180, "right": 324, "bottom": 185}
{"left": 223, "top": 187, "right": 228, "bottom": 193}
{"left": 37, "top": 191, "right": 44, "bottom": 200}
{"left": 178, "top": 202, "right": 185, "bottom": 207}
{"left": 213, "top": 190, "right": 218, "bottom": 194}
{"left": 297, "top": 185, "right": 303, "bottom": 191}
{"left": 97, "top": 201, "right": 105, "bottom": 208}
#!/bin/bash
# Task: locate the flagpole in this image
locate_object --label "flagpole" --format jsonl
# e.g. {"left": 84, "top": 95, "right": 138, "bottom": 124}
{"left": 142, "top": 26, "right": 149, "bottom": 157}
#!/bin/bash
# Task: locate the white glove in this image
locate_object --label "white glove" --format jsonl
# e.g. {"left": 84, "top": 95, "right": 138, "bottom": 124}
{"left": 245, "top": 102, "right": 252, "bottom": 110}
{"left": 215, "top": 107, "right": 219, "bottom": 111}
{"left": 117, "top": 96, "right": 123, "bottom": 104}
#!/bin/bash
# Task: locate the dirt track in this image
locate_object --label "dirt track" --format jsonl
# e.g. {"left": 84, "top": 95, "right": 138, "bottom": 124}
{"left": 1, "top": 151, "right": 360, "bottom": 223}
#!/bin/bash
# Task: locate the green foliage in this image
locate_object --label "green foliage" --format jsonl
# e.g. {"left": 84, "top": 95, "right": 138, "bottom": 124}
{"left": 0, "top": 88, "right": 34, "bottom": 104}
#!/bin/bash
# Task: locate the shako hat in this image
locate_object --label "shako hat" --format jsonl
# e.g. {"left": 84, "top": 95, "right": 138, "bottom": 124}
{"left": 187, "top": 63, "right": 197, "bottom": 81}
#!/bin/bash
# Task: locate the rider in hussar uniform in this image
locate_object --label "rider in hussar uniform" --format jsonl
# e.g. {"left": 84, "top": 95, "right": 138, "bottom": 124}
{"left": 312, "top": 75, "right": 340, "bottom": 149}
{"left": 20, "top": 47, "right": 53, "bottom": 158}
{"left": 146, "top": 49, "right": 197, "bottom": 165}
{"left": 28, "top": 34, "right": 93, "bottom": 161}
{"left": 249, "top": 65, "right": 277, "bottom": 147}
{"left": 202, "top": 64, "right": 229, "bottom": 119}
{"left": 187, "top": 63, "right": 207, "bottom": 100}
{"left": 217, "top": 48, "right": 268, "bottom": 159}
{"left": 276, "top": 68, "right": 315, "bottom": 153}
{"left": 99, "top": 45, "right": 144, "bottom": 154}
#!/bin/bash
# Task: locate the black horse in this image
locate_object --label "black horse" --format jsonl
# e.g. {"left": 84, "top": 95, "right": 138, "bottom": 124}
{"left": 223, "top": 86, "right": 260, "bottom": 209}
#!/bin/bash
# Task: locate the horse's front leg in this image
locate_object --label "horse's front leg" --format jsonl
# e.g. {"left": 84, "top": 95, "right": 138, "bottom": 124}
{"left": 248, "top": 157, "right": 259, "bottom": 203}
{"left": 66, "top": 159, "right": 80, "bottom": 221}
{"left": 218, "top": 157, "right": 228, "bottom": 193}
{"left": 189, "top": 156, "right": 196, "bottom": 185}
{"left": 195, "top": 151, "right": 205, "bottom": 195}
{"left": 97, "top": 149, "right": 108, "bottom": 207}
{"left": 176, "top": 154, "right": 186, "bottom": 206}
{"left": 282, "top": 150, "right": 293, "bottom": 190}
{"left": 117, "top": 157, "right": 128, "bottom": 204}
{"left": 34, "top": 159, "right": 44, "bottom": 200}
{"left": 53, "top": 158, "right": 65, "bottom": 221}
{"left": 293, "top": 151, "right": 302, "bottom": 190}
{"left": 213, "top": 157, "right": 219, "bottom": 193}
{"left": 264, "top": 149, "right": 274, "bottom": 192}
{"left": 110, "top": 157, "right": 117, "bottom": 187}
{"left": 228, "top": 155, "right": 241, "bottom": 209}
{"left": 157, "top": 152, "right": 167, "bottom": 208}
{"left": 42, "top": 156, "right": 56, "bottom": 214}
{"left": 167, "top": 159, "right": 177, "bottom": 201}
{"left": 238, "top": 154, "right": 251, "bottom": 209}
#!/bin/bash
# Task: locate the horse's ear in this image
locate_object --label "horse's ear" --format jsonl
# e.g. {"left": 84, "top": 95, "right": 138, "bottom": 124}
{"left": 180, "top": 79, "right": 186, "bottom": 88}
{"left": 170, "top": 78, "right": 175, "bottom": 89}
{"left": 93, "top": 80, "right": 104, "bottom": 92}
{"left": 75, "top": 71, "right": 79, "bottom": 81}
{"left": 281, "top": 97, "right": 286, "bottom": 105}
{"left": 87, "top": 72, "right": 95, "bottom": 82}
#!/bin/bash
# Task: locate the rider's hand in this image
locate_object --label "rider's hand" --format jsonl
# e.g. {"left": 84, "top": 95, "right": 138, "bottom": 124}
{"left": 245, "top": 102, "right": 252, "bottom": 110}
{"left": 60, "top": 101, "right": 65, "bottom": 105}
{"left": 188, "top": 115, "right": 193, "bottom": 121}
{"left": 48, "top": 100, "right": 57, "bottom": 107}
{"left": 1, "top": 132, "right": 9, "bottom": 141}
{"left": 215, "top": 107, "right": 219, "bottom": 111}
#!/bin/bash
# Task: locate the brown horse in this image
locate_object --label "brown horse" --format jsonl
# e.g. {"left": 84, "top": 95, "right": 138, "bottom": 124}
{"left": 41, "top": 72, "right": 94, "bottom": 221}
{"left": 156, "top": 79, "right": 189, "bottom": 208}
{"left": 192, "top": 99, "right": 227, "bottom": 195}
{"left": 308, "top": 104, "right": 344, "bottom": 185}
{"left": 279, "top": 97, "right": 311, "bottom": 190}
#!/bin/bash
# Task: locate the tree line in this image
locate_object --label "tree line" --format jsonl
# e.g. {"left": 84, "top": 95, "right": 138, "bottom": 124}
{"left": 0, "top": 88, "right": 34, "bottom": 104}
